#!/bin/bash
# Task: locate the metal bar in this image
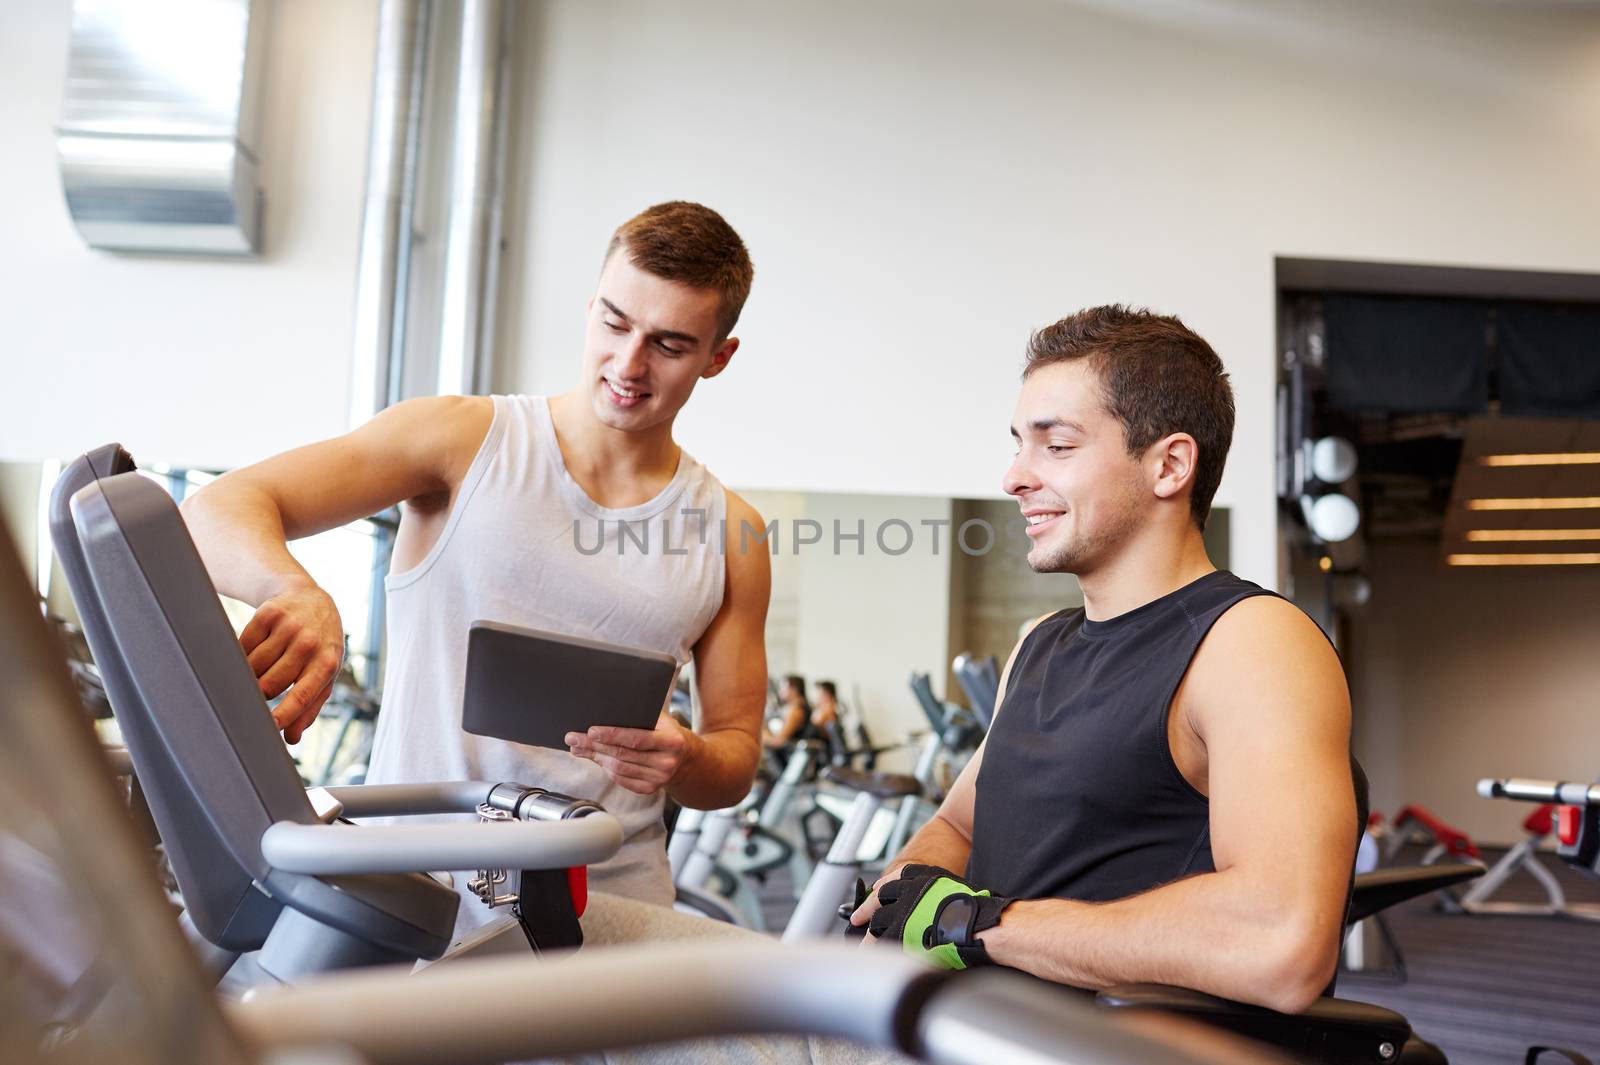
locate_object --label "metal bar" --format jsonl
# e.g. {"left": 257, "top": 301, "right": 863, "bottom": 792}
{"left": 259, "top": 815, "right": 623, "bottom": 874}
{"left": 667, "top": 809, "right": 704, "bottom": 879}
{"left": 387, "top": 1, "right": 432, "bottom": 410}
{"left": 1479, "top": 777, "right": 1600, "bottom": 807}
{"left": 229, "top": 941, "right": 1254, "bottom": 1065}
{"left": 473, "top": 0, "right": 514, "bottom": 396}
{"left": 229, "top": 942, "right": 928, "bottom": 1064}
{"left": 679, "top": 808, "right": 735, "bottom": 890}
{"left": 323, "top": 780, "right": 498, "bottom": 816}
{"left": 351, "top": 0, "right": 429, "bottom": 428}
{"left": 782, "top": 791, "right": 881, "bottom": 942}
{"left": 436, "top": 0, "right": 510, "bottom": 397}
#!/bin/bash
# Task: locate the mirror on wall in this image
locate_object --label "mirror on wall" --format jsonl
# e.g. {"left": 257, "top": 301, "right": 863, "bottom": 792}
{"left": 2, "top": 460, "right": 1230, "bottom": 780}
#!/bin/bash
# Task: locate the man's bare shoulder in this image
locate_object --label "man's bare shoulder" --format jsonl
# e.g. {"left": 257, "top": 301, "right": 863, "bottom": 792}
{"left": 373, "top": 395, "right": 494, "bottom": 444}
{"left": 1205, "top": 592, "right": 1331, "bottom": 656}
{"left": 721, "top": 489, "right": 771, "bottom": 577}
{"left": 1188, "top": 592, "right": 1349, "bottom": 729}
{"left": 723, "top": 486, "right": 764, "bottom": 530}
{"left": 366, "top": 395, "right": 495, "bottom": 488}
{"left": 723, "top": 487, "right": 763, "bottom": 530}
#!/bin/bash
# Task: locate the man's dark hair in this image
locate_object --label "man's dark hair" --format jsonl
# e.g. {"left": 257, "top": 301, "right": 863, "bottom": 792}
{"left": 816, "top": 680, "right": 837, "bottom": 699}
{"left": 606, "top": 201, "right": 754, "bottom": 342}
{"left": 782, "top": 674, "right": 807, "bottom": 697}
{"left": 1024, "top": 305, "right": 1234, "bottom": 530}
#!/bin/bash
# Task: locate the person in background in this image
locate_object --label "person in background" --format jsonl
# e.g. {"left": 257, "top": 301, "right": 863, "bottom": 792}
{"left": 763, "top": 674, "right": 815, "bottom": 748}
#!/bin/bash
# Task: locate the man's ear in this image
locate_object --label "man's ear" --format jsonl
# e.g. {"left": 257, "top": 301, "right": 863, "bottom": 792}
{"left": 701, "top": 337, "right": 740, "bottom": 380}
{"left": 1151, "top": 433, "right": 1198, "bottom": 502}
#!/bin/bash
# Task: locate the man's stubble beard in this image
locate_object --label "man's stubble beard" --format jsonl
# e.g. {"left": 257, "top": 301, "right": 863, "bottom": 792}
{"left": 1027, "top": 474, "right": 1145, "bottom": 575}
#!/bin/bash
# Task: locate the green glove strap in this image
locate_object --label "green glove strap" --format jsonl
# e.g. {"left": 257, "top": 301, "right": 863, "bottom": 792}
{"left": 902, "top": 877, "right": 991, "bottom": 971}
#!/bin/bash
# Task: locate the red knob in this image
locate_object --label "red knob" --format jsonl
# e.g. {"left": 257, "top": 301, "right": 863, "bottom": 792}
{"left": 1558, "top": 805, "right": 1581, "bottom": 847}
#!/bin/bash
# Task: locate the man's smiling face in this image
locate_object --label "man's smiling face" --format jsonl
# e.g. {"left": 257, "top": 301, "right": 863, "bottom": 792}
{"left": 1004, "top": 359, "right": 1148, "bottom": 575}
{"left": 580, "top": 253, "right": 734, "bottom": 433}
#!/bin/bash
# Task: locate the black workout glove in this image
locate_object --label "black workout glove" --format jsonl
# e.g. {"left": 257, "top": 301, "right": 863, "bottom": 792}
{"left": 867, "top": 864, "right": 1011, "bottom": 970}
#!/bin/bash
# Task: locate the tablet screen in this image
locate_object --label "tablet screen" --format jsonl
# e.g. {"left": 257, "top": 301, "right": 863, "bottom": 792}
{"left": 462, "top": 621, "right": 679, "bottom": 749}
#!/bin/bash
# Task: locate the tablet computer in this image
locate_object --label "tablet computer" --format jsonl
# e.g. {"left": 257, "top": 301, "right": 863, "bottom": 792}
{"left": 462, "top": 621, "right": 680, "bottom": 749}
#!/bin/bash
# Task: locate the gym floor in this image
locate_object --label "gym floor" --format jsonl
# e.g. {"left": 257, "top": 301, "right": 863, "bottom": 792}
{"left": 763, "top": 846, "right": 1600, "bottom": 1064}
{"left": 1332, "top": 846, "right": 1600, "bottom": 1065}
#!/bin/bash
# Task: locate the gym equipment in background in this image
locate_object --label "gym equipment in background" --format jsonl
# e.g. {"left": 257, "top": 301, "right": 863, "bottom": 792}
{"left": 1479, "top": 778, "right": 1600, "bottom": 883}
{"left": 1376, "top": 800, "right": 1600, "bottom": 921}
{"left": 952, "top": 652, "right": 1000, "bottom": 728}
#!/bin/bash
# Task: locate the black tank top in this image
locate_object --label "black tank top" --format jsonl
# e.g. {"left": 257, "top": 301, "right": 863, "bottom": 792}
{"left": 966, "top": 570, "right": 1276, "bottom": 901}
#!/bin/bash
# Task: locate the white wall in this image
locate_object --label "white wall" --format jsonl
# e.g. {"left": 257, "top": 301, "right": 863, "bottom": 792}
{"left": 0, "top": 0, "right": 376, "bottom": 469}
{"left": 740, "top": 488, "right": 807, "bottom": 677}
{"left": 501, "top": 0, "right": 1600, "bottom": 589}
{"left": 1351, "top": 540, "right": 1600, "bottom": 845}
{"left": 4, "top": 0, "right": 1599, "bottom": 584}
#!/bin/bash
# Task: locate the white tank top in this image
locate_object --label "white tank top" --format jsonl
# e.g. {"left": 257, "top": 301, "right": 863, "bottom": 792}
{"left": 364, "top": 394, "right": 727, "bottom": 921}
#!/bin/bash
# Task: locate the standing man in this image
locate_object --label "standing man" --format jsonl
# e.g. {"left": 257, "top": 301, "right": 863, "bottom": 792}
{"left": 182, "top": 202, "right": 769, "bottom": 916}
{"left": 853, "top": 305, "right": 1358, "bottom": 1015}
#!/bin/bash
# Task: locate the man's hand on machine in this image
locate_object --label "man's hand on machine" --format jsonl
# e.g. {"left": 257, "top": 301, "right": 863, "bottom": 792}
{"left": 566, "top": 711, "right": 697, "bottom": 796}
{"left": 856, "top": 864, "right": 1012, "bottom": 971}
{"left": 239, "top": 583, "right": 344, "bottom": 745}
{"left": 848, "top": 860, "right": 910, "bottom": 931}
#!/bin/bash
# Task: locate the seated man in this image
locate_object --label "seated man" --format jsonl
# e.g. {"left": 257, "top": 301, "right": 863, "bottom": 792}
{"left": 853, "top": 305, "right": 1356, "bottom": 1015}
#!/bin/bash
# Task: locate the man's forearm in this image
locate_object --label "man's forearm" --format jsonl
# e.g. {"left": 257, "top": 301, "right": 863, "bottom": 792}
{"left": 884, "top": 811, "right": 973, "bottom": 881}
{"left": 668, "top": 727, "right": 760, "bottom": 809}
{"left": 979, "top": 869, "right": 1340, "bottom": 1013}
{"left": 181, "top": 483, "right": 312, "bottom": 605}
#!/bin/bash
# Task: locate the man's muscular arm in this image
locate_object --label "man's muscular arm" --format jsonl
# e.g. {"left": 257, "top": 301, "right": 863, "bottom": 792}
{"left": 567, "top": 491, "right": 770, "bottom": 807}
{"left": 180, "top": 397, "right": 492, "bottom": 741}
{"left": 976, "top": 596, "right": 1356, "bottom": 1014}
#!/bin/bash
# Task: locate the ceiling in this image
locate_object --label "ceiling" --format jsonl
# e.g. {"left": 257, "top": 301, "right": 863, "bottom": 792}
{"left": 1439, "top": 418, "right": 1600, "bottom": 565}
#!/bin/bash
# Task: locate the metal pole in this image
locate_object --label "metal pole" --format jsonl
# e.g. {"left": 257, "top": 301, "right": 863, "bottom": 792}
{"left": 350, "top": 0, "right": 429, "bottom": 428}
{"left": 437, "top": 0, "right": 511, "bottom": 397}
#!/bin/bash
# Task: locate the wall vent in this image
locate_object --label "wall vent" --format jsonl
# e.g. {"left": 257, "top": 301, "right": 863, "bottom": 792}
{"left": 57, "top": 0, "right": 269, "bottom": 256}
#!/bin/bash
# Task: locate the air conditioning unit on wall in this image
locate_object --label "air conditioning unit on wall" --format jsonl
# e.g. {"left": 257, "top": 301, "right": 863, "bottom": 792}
{"left": 57, "top": 0, "right": 269, "bottom": 256}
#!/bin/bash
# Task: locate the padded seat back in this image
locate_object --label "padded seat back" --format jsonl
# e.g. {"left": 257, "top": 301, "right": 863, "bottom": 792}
{"left": 53, "top": 454, "right": 455, "bottom": 957}
{"left": 53, "top": 450, "right": 312, "bottom": 940}
{"left": 50, "top": 447, "right": 284, "bottom": 949}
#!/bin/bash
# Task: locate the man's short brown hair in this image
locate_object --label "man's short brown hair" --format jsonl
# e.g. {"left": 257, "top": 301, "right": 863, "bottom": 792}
{"left": 606, "top": 202, "right": 753, "bottom": 342}
{"left": 1024, "top": 305, "right": 1234, "bottom": 530}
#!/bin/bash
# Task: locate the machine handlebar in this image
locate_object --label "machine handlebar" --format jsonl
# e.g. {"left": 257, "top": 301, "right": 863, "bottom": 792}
{"left": 1477, "top": 778, "right": 1600, "bottom": 807}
